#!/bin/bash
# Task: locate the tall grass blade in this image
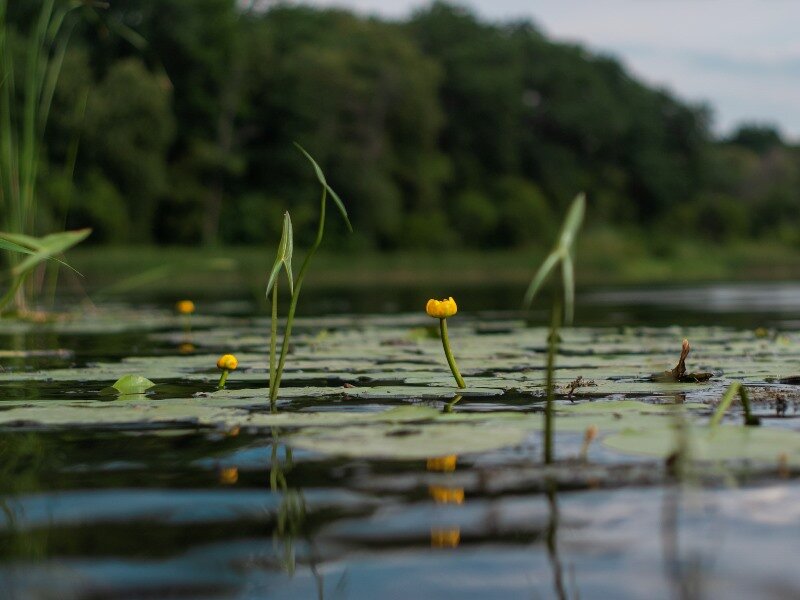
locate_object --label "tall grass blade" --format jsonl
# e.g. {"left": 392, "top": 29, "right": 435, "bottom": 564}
{"left": 561, "top": 252, "right": 575, "bottom": 325}
{"left": 523, "top": 250, "right": 559, "bottom": 309}
{"left": 558, "top": 192, "right": 586, "bottom": 249}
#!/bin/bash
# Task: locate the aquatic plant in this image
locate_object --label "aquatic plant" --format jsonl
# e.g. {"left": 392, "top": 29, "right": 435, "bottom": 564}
{"left": 543, "top": 302, "right": 561, "bottom": 464}
{"left": 216, "top": 354, "right": 238, "bottom": 389}
{"left": 266, "top": 144, "right": 352, "bottom": 409}
{"left": 0, "top": 229, "right": 89, "bottom": 315}
{"left": 176, "top": 300, "right": 195, "bottom": 315}
{"left": 425, "top": 297, "right": 466, "bottom": 388}
{"left": 0, "top": 1, "right": 92, "bottom": 312}
{"left": 710, "top": 382, "right": 760, "bottom": 427}
{"left": 522, "top": 193, "right": 585, "bottom": 324}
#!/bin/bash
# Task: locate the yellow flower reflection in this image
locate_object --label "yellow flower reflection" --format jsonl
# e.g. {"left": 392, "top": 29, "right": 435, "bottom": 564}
{"left": 431, "top": 528, "right": 461, "bottom": 548}
{"left": 176, "top": 300, "right": 195, "bottom": 315}
{"left": 427, "top": 455, "right": 457, "bottom": 472}
{"left": 429, "top": 485, "right": 465, "bottom": 505}
{"left": 425, "top": 297, "right": 458, "bottom": 319}
{"left": 219, "top": 467, "right": 239, "bottom": 485}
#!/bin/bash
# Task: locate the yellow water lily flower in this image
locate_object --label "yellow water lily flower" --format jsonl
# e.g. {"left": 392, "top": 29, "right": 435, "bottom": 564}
{"left": 217, "top": 354, "right": 239, "bottom": 370}
{"left": 426, "top": 297, "right": 457, "bottom": 319}
{"left": 176, "top": 300, "right": 195, "bottom": 315}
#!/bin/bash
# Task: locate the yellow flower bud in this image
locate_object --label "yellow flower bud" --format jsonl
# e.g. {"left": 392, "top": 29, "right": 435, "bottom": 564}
{"left": 425, "top": 297, "right": 458, "bottom": 319}
{"left": 216, "top": 354, "right": 238, "bottom": 370}
{"left": 176, "top": 300, "right": 195, "bottom": 315}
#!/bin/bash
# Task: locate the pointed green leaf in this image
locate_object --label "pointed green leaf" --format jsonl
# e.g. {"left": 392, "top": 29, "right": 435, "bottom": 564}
{"left": 10, "top": 228, "right": 90, "bottom": 277}
{"left": 558, "top": 192, "right": 585, "bottom": 250}
{"left": 294, "top": 142, "right": 353, "bottom": 232}
{"left": 325, "top": 182, "right": 353, "bottom": 232}
{"left": 0, "top": 238, "right": 36, "bottom": 256}
{"left": 266, "top": 212, "right": 294, "bottom": 297}
{"left": 562, "top": 251, "right": 575, "bottom": 325}
{"left": 522, "top": 249, "right": 560, "bottom": 309}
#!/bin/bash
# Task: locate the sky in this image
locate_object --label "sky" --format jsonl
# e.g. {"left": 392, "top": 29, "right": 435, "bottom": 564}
{"left": 296, "top": 0, "right": 800, "bottom": 139}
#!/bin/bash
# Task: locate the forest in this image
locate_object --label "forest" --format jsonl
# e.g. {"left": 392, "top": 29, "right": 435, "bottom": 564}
{"left": 4, "top": 1, "right": 798, "bottom": 250}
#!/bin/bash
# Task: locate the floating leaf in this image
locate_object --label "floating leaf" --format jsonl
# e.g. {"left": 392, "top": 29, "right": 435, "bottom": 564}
{"left": 604, "top": 425, "right": 800, "bottom": 465}
{"left": 288, "top": 422, "right": 528, "bottom": 460}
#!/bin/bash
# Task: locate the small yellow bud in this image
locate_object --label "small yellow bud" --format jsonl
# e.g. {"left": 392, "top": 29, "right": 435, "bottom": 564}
{"left": 426, "top": 297, "right": 458, "bottom": 319}
{"left": 176, "top": 300, "right": 195, "bottom": 315}
{"left": 217, "top": 354, "right": 238, "bottom": 370}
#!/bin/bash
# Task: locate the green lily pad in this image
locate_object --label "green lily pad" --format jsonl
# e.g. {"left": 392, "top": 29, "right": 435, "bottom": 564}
{"left": 604, "top": 425, "right": 800, "bottom": 465}
{"left": 287, "top": 422, "right": 529, "bottom": 459}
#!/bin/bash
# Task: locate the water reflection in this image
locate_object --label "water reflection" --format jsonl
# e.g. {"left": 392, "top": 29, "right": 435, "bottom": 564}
{"left": 427, "top": 454, "right": 463, "bottom": 550}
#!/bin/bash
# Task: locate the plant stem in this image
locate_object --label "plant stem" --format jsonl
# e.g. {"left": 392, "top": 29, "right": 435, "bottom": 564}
{"left": 439, "top": 318, "right": 466, "bottom": 388}
{"left": 218, "top": 369, "right": 229, "bottom": 389}
{"left": 544, "top": 301, "right": 562, "bottom": 464}
{"left": 269, "top": 188, "right": 327, "bottom": 405}
{"left": 444, "top": 394, "right": 463, "bottom": 413}
{"left": 269, "top": 280, "right": 278, "bottom": 410}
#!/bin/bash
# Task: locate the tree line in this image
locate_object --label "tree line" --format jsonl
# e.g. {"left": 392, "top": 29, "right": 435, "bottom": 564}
{"left": 6, "top": 1, "right": 799, "bottom": 249}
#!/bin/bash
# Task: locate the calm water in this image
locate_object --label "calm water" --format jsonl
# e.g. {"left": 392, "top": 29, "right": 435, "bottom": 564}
{"left": 2, "top": 282, "right": 800, "bottom": 599}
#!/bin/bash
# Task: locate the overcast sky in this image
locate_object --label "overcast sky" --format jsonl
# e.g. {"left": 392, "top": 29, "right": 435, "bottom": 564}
{"left": 295, "top": 0, "right": 800, "bottom": 138}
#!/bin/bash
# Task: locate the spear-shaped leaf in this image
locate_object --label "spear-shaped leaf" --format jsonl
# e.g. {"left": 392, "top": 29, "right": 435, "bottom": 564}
{"left": 266, "top": 211, "right": 294, "bottom": 297}
{"left": 294, "top": 142, "right": 353, "bottom": 232}
{"left": 558, "top": 192, "right": 585, "bottom": 250}
{"left": 522, "top": 193, "right": 585, "bottom": 324}
{"left": 522, "top": 249, "right": 560, "bottom": 309}
{"left": 0, "top": 238, "right": 36, "bottom": 256}
{"left": 1, "top": 228, "right": 89, "bottom": 276}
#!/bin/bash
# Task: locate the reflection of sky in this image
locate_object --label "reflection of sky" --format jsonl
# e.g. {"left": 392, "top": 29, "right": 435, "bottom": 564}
{"left": 298, "top": 0, "right": 800, "bottom": 138}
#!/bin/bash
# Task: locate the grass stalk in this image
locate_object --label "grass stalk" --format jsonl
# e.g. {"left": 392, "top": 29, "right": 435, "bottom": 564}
{"left": 269, "top": 280, "right": 278, "bottom": 409}
{"left": 544, "top": 300, "right": 562, "bottom": 464}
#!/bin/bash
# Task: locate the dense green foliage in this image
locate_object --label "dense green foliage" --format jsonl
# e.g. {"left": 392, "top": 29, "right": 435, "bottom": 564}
{"left": 6, "top": 1, "right": 800, "bottom": 249}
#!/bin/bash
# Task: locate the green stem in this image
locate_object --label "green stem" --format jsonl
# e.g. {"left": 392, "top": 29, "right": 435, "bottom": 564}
{"left": 269, "top": 188, "right": 327, "bottom": 405}
{"left": 0, "top": 274, "right": 24, "bottom": 315}
{"left": 444, "top": 394, "right": 463, "bottom": 413}
{"left": 269, "top": 280, "right": 278, "bottom": 410}
{"left": 439, "top": 318, "right": 466, "bottom": 388}
{"left": 217, "top": 369, "right": 229, "bottom": 389}
{"left": 544, "top": 301, "right": 562, "bottom": 464}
